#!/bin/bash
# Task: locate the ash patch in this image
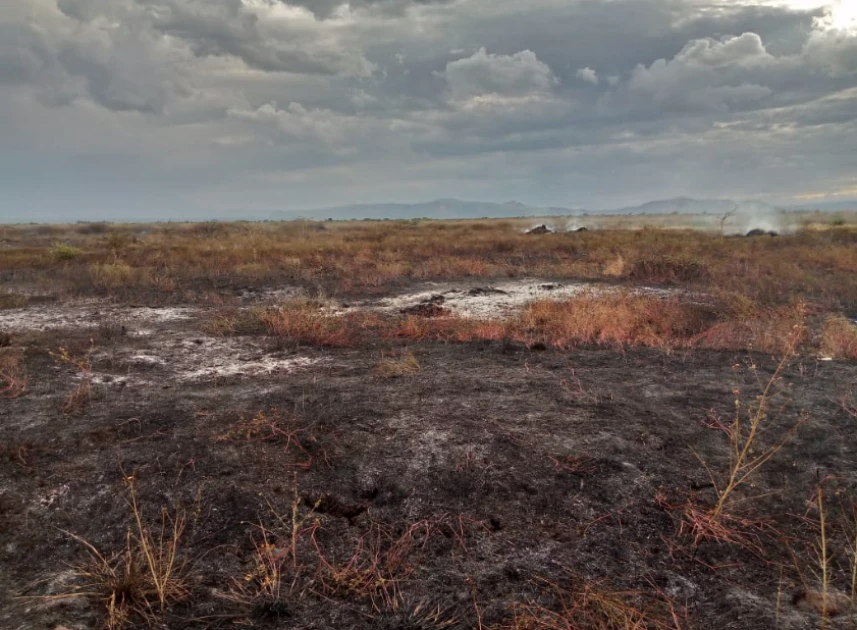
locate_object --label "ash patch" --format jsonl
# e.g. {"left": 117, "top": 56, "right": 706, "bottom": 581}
{"left": 93, "top": 334, "right": 325, "bottom": 384}
{"left": 0, "top": 303, "right": 197, "bottom": 333}
{"left": 364, "top": 279, "right": 676, "bottom": 319}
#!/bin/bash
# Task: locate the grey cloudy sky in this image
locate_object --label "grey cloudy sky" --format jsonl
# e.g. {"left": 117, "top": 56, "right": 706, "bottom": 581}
{"left": 1, "top": 0, "right": 856, "bottom": 221}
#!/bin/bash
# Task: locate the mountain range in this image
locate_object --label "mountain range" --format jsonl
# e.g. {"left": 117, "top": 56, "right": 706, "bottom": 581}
{"left": 268, "top": 196, "right": 856, "bottom": 222}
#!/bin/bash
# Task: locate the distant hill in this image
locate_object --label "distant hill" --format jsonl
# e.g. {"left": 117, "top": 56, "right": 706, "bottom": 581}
{"left": 276, "top": 197, "right": 739, "bottom": 221}
{"left": 272, "top": 196, "right": 849, "bottom": 221}
{"left": 272, "top": 199, "right": 563, "bottom": 221}
{"left": 601, "top": 197, "right": 740, "bottom": 216}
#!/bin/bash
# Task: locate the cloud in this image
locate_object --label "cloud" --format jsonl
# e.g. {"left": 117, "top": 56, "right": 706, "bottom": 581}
{"left": 576, "top": 67, "right": 599, "bottom": 84}
{"left": 1, "top": 0, "right": 857, "bottom": 220}
{"left": 442, "top": 48, "right": 558, "bottom": 109}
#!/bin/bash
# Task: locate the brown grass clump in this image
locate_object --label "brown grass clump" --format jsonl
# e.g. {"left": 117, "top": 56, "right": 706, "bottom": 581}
{"left": 260, "top": 299, "right": 359, "bottom": 347}
{"left": 0, "top": 348, "right": 27, "bottom": 399}
{"left": 516, "top": 293, "right": 712, "bottom": 350}
{"left": 820, "top": 316, "right": 857, "bottom": 360}
{"left": 375, "top": 351, "right": 421, "bottom": 378}
{"left": 49, "top": 477, "right": 188, "bottom": 629}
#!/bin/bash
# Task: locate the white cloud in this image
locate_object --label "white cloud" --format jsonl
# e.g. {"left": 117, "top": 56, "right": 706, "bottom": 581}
{"left": 576, "top": 67, "right": 598, "bottom": 84}
{"left": 443, "top": 48, "right": 558, "bottom": 108}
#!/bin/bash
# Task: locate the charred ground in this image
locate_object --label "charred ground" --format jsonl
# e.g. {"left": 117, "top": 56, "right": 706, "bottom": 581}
{"left": 2, "top": 217, "right": 857, "bottom": 630}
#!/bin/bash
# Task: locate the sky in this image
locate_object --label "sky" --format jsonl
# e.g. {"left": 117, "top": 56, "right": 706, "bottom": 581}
{"left": 1, "top": 0, "right": 857, "bottom": 222}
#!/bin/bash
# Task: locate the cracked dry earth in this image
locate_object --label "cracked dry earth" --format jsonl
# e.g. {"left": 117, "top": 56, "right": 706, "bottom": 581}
{"left": 1, "top": 282, "right": 857, "bottom": 630}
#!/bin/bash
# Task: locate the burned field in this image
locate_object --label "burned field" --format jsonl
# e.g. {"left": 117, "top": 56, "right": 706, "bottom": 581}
{"left": 3, "top": 218, "right": 857, "bottom": 629}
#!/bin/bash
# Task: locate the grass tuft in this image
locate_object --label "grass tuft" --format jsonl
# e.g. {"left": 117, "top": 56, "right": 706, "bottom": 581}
{"left": 375, "top": 351, "right": 421, "bottom": 378}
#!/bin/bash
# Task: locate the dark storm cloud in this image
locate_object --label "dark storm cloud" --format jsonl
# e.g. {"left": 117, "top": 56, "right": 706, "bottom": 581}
{"left": 1, "top": 0, "right": 856, "bottom": 221}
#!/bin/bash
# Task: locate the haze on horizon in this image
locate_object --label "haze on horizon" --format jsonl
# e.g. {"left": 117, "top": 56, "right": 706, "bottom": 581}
{"left": 2, "top": 0, "right": 856, "bottom": 223}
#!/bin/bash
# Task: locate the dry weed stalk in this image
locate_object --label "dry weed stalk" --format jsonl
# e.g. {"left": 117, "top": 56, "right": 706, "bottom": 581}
{"left": 50, "top": 339, "right": 96, "bottom": 414}
{"left": 214, "top": 409, "right": 316, "bottom": 469}
{"left": 694, "top": 312, "right": 807, "bottom": 526}
{"left": 225, "top": 474, "right": 321, "bottom": 614}
{"left": 311, "top": 514, "right": 480, "bottom": 612}
{"left": 124, "top": 475, "right": 188, "bottom": 611}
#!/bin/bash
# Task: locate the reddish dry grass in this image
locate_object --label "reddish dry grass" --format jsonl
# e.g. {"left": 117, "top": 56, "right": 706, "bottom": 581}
{"left": 493, "top": 577, "right": 688, "bottom": 630}
{"left": 259, "top": 300, "right": 363, "bottom": 347}
{"left": 253, "top": 292, "right": 853, "bottom": 357}
{"left": 515, "top": 294, "right": 713, "bottom": 350}
{"left": 694, "top": 300, "right": 810, "bottom": 355}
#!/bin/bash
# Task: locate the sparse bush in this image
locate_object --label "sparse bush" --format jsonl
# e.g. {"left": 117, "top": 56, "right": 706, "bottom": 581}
{"left": 50, "top": 242, "right": 83, "bottom": 261}
{"left": 103, "top": 230, "right": 134, "bottom": 260}
{"left": 89, "top": 262, "right": 139, "bottom": 290}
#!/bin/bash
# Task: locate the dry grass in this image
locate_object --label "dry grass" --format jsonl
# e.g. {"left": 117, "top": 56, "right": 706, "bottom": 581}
{"left": 260, "top": 299, "right": 361, "bottom": 347}
{"left": 494, "top": 577, "right": 687, "bottom": 630}
{"left": 821, "top": 316, "right": 857, "bottom": 360}
{"left": 516, "top": 293, "right": 713, "bottom": 350}
{"left": 46, "top": 476, "right": 188, "bottom": 629}
{"left": 695, "top": 300, "right": 810, "bottom": 355}
{"left": 627, "top": 256, "right": 709, "bottom": 285}
{"left": 0, "top": 348, "right": 27, "bottom": 399}
{"left": 374, "top": 351, "right": 421, "bottom": 378}
{"left": 312, "top": 515, "right": 478, "bottom": 611}
{"left": 215, "top": 409, "right": 316, "bottom": 469}
{"left": 2, "top": 219, "right": 856, "bottom": 313}
{"left": 50, "top": 340, "right": 96, "bottom": 414}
